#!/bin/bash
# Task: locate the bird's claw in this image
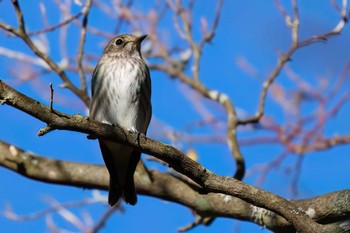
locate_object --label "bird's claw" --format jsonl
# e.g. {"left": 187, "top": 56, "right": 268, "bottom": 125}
{"left": 127, "top": 128, "right": 146, "bottom": 147}
{"left": 128, "top": 127, "right": 139, "bottom": 134}
{"left": 128, "top": 127, "right": 146, "bottom": 137}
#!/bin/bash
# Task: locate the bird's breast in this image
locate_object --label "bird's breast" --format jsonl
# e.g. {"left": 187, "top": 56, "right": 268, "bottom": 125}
{"left": 92, "top": 58, "right": 149, "bottom": 132}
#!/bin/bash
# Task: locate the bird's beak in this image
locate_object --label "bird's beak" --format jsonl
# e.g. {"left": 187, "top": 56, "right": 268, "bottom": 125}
{"left": 134, "top": 34, "right": 147, "bottom": 46}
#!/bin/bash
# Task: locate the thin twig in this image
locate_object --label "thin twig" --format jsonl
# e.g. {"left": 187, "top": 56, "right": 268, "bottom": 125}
{"left": 4, "top": 198, "right": 98, "bottom": 222}
{"left": 199, "top": 0, "right": 223, "bottom": 45}
{"left": 49, "top": 82, "right": 54, "bottom": 111}
{"left": 77, "top": 0, "right": 92, "bottom": 95}
{"left": 91, "top": 204, "right": 121, "bottom": 233}
{"left": 28, "top": 12, "right": 83, "bottom": 36}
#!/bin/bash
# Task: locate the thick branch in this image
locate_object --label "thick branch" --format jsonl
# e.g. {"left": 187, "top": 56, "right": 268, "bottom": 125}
{"left": 1, "top": 140, "right": 349, "bottom": 233}
{"left": 0, "top": 80, "right": 325, "bottom": 232}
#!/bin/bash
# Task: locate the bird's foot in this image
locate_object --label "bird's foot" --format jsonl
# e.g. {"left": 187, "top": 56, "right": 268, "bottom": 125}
{"left": 128, "top": 127, "right": 146, "bottom": 137}
{"left": 128, "top": 127, "right": 139, "bottom": 134}
{"left": 127, "top": 127, "right": 146, "bottom": 147}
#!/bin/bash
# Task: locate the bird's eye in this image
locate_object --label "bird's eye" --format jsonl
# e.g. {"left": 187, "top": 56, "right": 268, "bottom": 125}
{"left": 115, "top": 39, "right": 123, "bottom": 46}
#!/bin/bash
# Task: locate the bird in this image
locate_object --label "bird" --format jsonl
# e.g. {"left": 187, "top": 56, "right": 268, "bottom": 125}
{"left": 89, "top": 34, "right": 152, "bottom": 206}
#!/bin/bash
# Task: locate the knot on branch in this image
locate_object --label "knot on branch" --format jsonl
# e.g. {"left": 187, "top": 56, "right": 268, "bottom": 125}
{"left": 251, "top": 205, "right": 277, "bottom": 228}
{"left": 37, "top": 125, "right": 54, "bottom": 136}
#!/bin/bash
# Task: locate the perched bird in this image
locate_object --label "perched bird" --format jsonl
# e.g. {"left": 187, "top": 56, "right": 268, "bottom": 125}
{"left": 89, "top": 34, "right": 152, "bottom": 206}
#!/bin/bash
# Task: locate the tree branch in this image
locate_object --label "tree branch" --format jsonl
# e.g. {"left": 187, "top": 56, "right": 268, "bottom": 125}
{"left": 76, "top": 0, "right": 92, "bottom": 95}
{"left": 0, "top": 79, "right": 330, "bottom": 232}
{"left": 1, "top": 140, "right": 349, "bottom": 233}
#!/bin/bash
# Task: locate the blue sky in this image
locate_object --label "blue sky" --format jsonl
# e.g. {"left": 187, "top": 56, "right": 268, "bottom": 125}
{"left": 1, "top": 1, "right": 350, "bottom": 232}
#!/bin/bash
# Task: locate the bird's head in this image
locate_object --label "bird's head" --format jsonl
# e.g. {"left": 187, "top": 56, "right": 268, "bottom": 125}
{"left": 103, "top": 34, "right": 147, "bottom": 59}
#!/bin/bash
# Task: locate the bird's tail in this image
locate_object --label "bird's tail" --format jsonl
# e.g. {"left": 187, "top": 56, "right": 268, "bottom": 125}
{"left": 108, "top": 174, "right": 137, "bottom": 206}
{"left": 123, "top": 173, "right": 137, "bottom": 205}
{"left": 99, "top": 140, "right": 140, "bottom": 206}
{"left": 108, "top": 178, "right": 123, "bottom": 206}
{"left": 121, "top": 149, "right": 140, "bottom": 205}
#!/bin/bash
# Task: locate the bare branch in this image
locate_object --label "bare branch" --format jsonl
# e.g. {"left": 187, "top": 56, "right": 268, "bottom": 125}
{"left": 91, "top": 204, "right": 120, "bottom": 233}
{"left": 4, "top": 199, "right": 100, "bottom": 222}
{"left": 199, "top": 0, "right": 223, "bottom": 45}
{"left": 49, "top": 82, "right": 54, "bottom": 111}
{"left": 1, "top": 139, "right": 350, "bottom": 233}
{"left": 77, "top": 0, "right": 92, "bottom": 95}
{"left": 0, "top": 80, "right": 326, "bottom": 232}
{"left": 28, "top": 12, "right": 83, "bottom": 36}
